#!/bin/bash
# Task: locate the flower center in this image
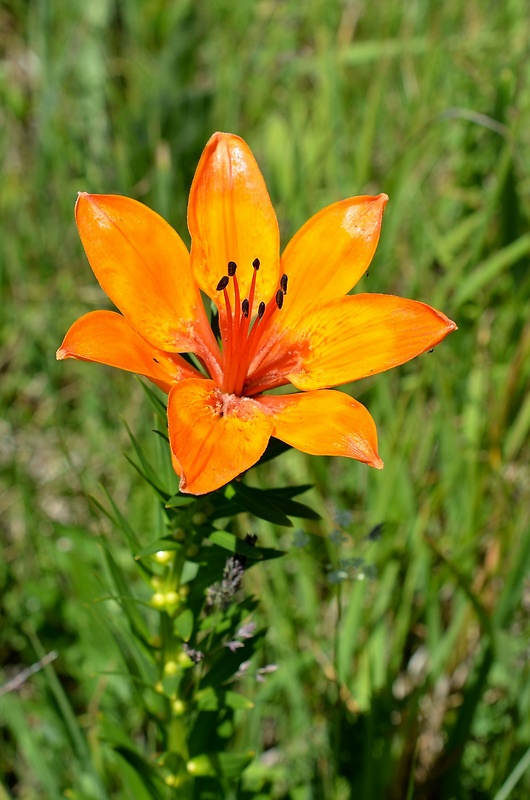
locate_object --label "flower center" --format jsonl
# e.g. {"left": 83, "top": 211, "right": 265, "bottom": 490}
{"left": 215, "top": 260, "right": 288, "bottom": 395}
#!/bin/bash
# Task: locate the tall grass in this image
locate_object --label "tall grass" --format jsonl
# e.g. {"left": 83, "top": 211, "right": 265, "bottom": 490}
{"left": 1, "top": 0, "right": 530, "bottom": 797}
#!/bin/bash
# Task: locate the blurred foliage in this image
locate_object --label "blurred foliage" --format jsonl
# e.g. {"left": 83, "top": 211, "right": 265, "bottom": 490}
{"left": 1, "top": 0, "right": 530, "bottom": 797}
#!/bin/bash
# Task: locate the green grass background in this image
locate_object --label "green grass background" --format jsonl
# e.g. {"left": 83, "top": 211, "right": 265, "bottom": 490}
{"left": 2, "top": 0, "right": 530, "bottom": 797}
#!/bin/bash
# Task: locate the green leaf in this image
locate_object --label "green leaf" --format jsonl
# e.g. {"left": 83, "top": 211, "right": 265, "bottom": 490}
{"left": 180, "top": 549, "right": 229, "bottom": 596}
{"left": 165, "top": 493, "right": 196, "bottom": 508}
{"left": 201, "top": 629, "right": 265, "bottom": 688}
{"left": 194, "top": 687, "right": 253, "bottom": 712}
{"left": 90, "top": 488, "right": 141, "bottom": 553}
{"left": 123, "top": 420, "right": 168, "bottom": 494}
{"left": 195, "top": 686, "right": 219, "bottom": 711}
{"left": 225, "top": 690, "right": 254, "bottom": 710}
{"left": 100, "top": 625, "right": 157, "bottom": 698}
{"left": 204, "top": 482, "right": 316, "bottom": 524}
{"left": 136, "top": 378, "right": 167, "bottom": 424}
{"left": 492, "top": 743, "right": 530, "bottom": 800}
{"left": 124, "top": 454, "right": 170, "bottom": 501}
{"left": 151, "top": 428, "right": 169, "bottom": 443}
{"left": 214, "top": 750, "right": 256, "bottom": 779}
{"left": 209, "top": 531, "right": 285, "bottom": 561}
{"left": 113, "top": 745, "right": 165, "bottom": 798}
{"left": 255, "top": 436, "right": 292, "bottom": 465}
{"left": 232, "top": 483, "right": 292, "bottom": 526}
{"left": 99, "top": 715, "right": 137, "bottom": 750}
{"left": 102, "top": 547, "right": 150, "bottom": 642}
{"left": 270, "top": 484, "right": 314, "bottom": 498}
{"left": 187, "top": 750, "right": 254, "bottom": 779}
{"left": 181, "top": 560, "right": 200, "bottom": 584}
{"left": 174, "top": 608, "right": 194, "bottom": 642}
{"left": 135, "top": 538, "right": 184, "bottom": 559}
{"left": 204, "top": 493, "right": 248, "bottom": 521}
{"left": 265, "top": 492, "right": 320, "bottom": 520}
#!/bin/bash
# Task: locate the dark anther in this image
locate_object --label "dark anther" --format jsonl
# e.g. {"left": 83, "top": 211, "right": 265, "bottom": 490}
{"left": 280, "top": 273, "right": 288, "bottom": 294}
{"left": 257, "top": 301, "right": 266, "bottom": 319}
{"left": 252, "top": 258, "right": 260, "bottom": 270}
{"left": 216, "top": 276, "right": 229, "bottom": 291}
{"left": 275, "top": 289, "right": 284, "bottom": 310}
{"left": 227, "top": 261, "right": 237, "bottom": 276}
{"left": 428, "top": 349, "right": 434, "bottom": 354}
{"left": 153, "top": 358, "right": 159, "bottom": 363}
{"left": 242, "top": 299, "right": 250, "bottom": 318}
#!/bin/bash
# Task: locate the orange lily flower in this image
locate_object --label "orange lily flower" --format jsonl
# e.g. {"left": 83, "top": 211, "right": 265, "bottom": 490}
{"left": 57, "top": 132, "right": 456, "bottom": 495}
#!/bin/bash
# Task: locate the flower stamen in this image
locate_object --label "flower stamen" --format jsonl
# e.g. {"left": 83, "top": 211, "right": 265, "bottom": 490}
{"left": 216, "top": 262, "right": 287, "bottom": 395}
{"left": 229, "top": 261, "right": 241, "bottom": 347}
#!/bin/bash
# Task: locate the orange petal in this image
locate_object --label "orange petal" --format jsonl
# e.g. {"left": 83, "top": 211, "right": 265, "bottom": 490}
{"left": 279, "top": 194, "right": 388, "bottom": 327}
{"left": 167, "top": 378, "right": 274, "bottom": 494}
{"left": 170, "top": 449, "right": 183, "bottom": 479}
{"left": 278, "top": 294, "right": 457, "bottom": 391}
{"left": 258, "top": 390, "right": 383, "bottom": 468}
{"left": 188, "top": 133, "right": 280, "bottom": 308}
{"left": 57, "top": 310, "right": 200, "bottom": 392}
{"left": 75, "top": 194, "right": 219, "bottom": 367}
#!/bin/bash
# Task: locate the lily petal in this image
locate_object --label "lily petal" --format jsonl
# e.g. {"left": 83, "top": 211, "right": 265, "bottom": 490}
{"left": 279, "top": 194, "right": 388, "bottom": 327}
{"left": 56, "top": 310, "right": 200, "bottom": 392}
{"left": 168, "top": 378, "right": 274, "bottom": 494}
{"left": 259, "top": 293, "right": 457, "bottom": 391}
{"left": 75, "top": 194, "right": 219, "bottom": 366}
{"left": 258, "top": 390, "right": 383, "bottom": 468}
{"left": 170, "top": 449, "right": 183, "bottom": 479}
{"left": 188, "top": 132, "right": 280, "bottom": 308}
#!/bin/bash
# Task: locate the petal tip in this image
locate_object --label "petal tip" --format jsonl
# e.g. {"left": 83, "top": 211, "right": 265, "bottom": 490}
{"left": 178, "top": 476, "right": 197, "bottom": 495}
{"left": 204, "top": 131, "right": 243, "bottom": 156}
{"left": 209, "top": 130, "right": 240, "bottom": 142}
{"left": 75, "top": 191, "right": 92, "bottom": 218}
{"left": 437, "top": 313, "right": 458, "bottom": 340}
{"left": 372, "top": 455, "right": 384, "bottom": 470}
{"left": 56, "top": 346, "right": 68, "bottom": 361}
{"left": 75, "top": 192, "right": 106, "bottom": 219}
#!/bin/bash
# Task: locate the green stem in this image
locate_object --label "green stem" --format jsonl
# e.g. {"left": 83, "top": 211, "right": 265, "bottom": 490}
{"left": 155, "top": 525, "right": 197, "bottom": 792}
{"left": 331, "top": 580, "right": 343, "bottom": 796}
